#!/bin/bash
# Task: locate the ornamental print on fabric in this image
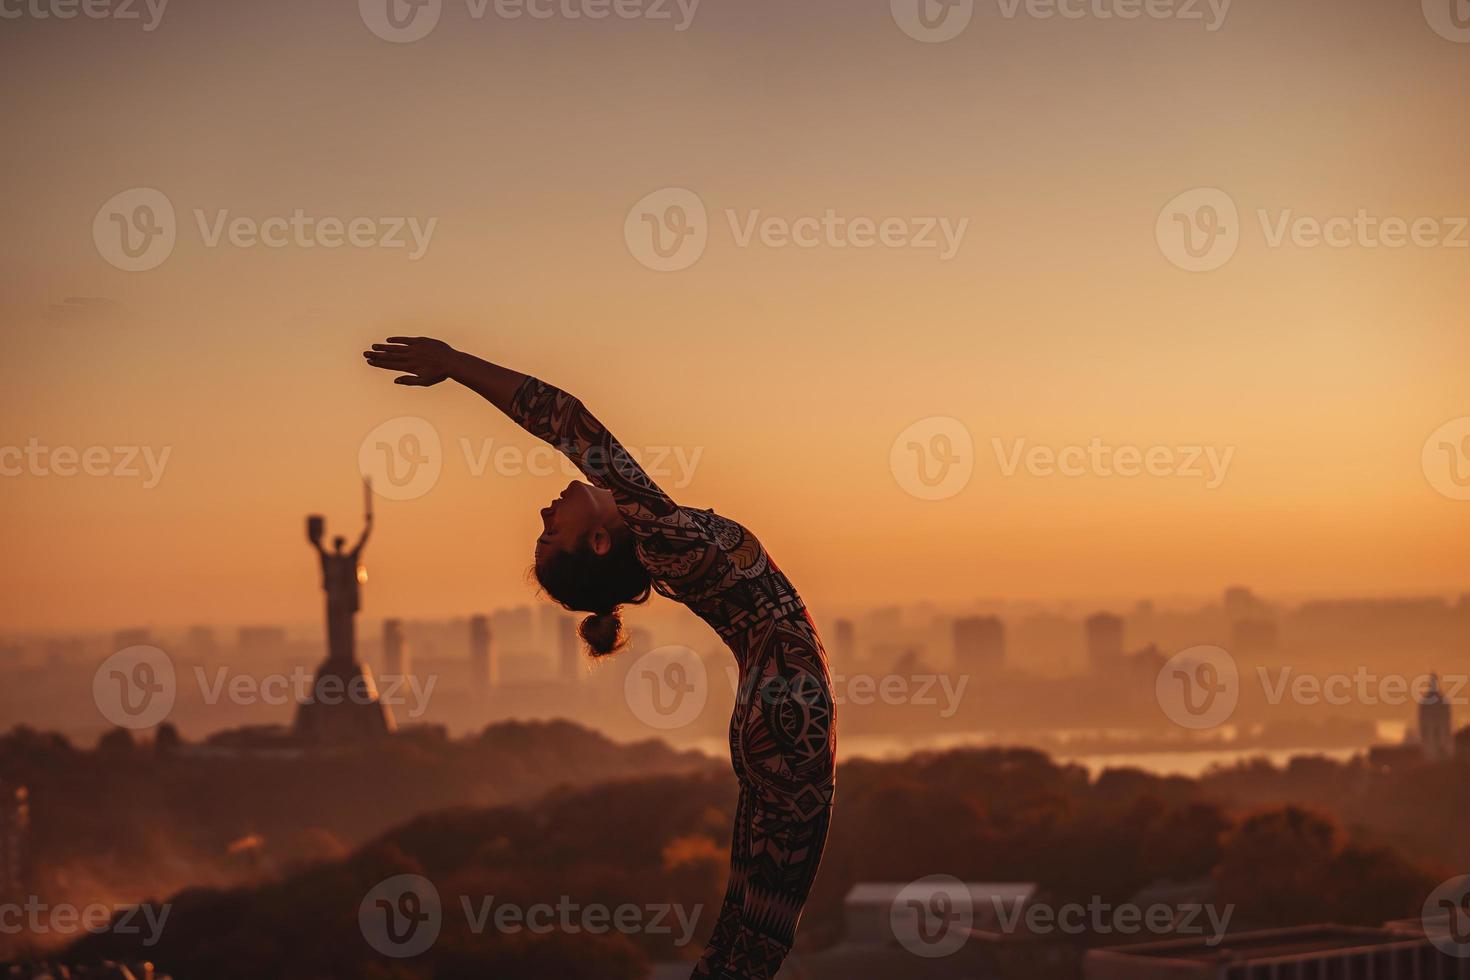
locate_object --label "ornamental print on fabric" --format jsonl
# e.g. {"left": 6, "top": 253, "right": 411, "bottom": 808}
{"left": 510, "top": 377, "right": 836, "bottom": 979}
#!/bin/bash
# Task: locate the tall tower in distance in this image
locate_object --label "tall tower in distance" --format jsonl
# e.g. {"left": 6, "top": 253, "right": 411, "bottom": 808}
{"left": 953, "top": 616, "right": 1005, "bottom": 671}
{"left": 555, "top": 613, "right": 579, "bottom": 683}
{"left": 383, "top": 619, "right": 408, "bottom": 678}
{"left": 1419, "top": 674, "right": 1454, "bottom": 762}
{"left": 469, "top": 615, "right": 494, "bottom": 692}
{"left": 834, "top": 618, "right": 856, "bottom": 666}
{"left": 1085, "top": 613, "right": 1125, "bottom": 673}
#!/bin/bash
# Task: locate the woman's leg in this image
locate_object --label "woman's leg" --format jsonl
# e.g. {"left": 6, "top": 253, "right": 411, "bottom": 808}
{"left": 692, "top": 786, "right": 754, "bottom": 977}
{"left": 695, "top": 790, "right": 832, "bottom": 980}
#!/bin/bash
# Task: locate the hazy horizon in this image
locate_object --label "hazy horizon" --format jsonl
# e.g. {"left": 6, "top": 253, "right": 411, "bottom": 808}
{"left": 4, "top": 0, "right": 1468, "bottom": 631}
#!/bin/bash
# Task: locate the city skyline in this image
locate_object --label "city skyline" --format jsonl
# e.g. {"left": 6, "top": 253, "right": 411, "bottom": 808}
{"left": 4, "top": 0, "right": 1470, "bottom": 631}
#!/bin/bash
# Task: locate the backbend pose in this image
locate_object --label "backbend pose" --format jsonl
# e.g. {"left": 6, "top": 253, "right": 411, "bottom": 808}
{"left": 363, "top": 337, "right": 836, "bottom": 978}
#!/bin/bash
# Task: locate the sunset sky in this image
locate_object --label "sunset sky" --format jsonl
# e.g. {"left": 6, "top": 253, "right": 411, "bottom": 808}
{"left": 2, "top": 0, "right": 1468, "bottom": 632}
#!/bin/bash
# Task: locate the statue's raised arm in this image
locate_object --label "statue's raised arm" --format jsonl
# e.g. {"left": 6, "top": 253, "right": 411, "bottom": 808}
{"left": 351, "top": 479, "right": 374, "bottom": 556}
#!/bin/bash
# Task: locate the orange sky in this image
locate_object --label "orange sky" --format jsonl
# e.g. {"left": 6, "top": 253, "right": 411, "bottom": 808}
{"left": 2, "top": 0, "right": 1468, "bottom": 631}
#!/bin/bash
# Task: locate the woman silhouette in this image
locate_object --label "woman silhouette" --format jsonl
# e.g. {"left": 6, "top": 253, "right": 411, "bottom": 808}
{"left": 364, "top": 337, "right": 835, "bottom": 978}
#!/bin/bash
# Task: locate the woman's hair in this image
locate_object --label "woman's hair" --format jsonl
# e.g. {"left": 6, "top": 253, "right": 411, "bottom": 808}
{"left": 535, "top": 527, "right": 651, "bottom": 657}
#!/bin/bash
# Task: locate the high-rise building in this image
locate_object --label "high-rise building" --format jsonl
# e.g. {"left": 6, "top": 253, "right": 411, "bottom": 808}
{"left": 185, "top": 625, "right": 217, "bottom": 659}
{"left": 1223, "top": 585, "right": 1266, "bottom": 622}
{"left": 833, "top": 618, "right": 856, "bottom": 665}
{"left": 1419, "top": 674, "right": 1454, "bottom": 762}
{"left": 1232, "top": 618, "right": 1279, "bottom": 658}
{"left": 383, "top": 619, "right": 408, "bottom": 678}
{"left": 238, "top": 626, "right": 289, "bottom": 660}
{"left": 953, "top": 616, "right": 1004, "bottom": 671}
{"left": 491, "top": 606, "right": 534, "bottom": 655}
{"left": 1085, "top": 613, "right": 1124, "bottom": 672}
{"left": 469, "top": 615, "right": 494, "bottom": 691}
{"left": 44, "top": 637, "right": 85, "bottom": 666}
{"left": 112, "top": 627, "right": 151, "bottom": 650}
{"left": 553, "top": 613, "right": 579, "bottom": 682}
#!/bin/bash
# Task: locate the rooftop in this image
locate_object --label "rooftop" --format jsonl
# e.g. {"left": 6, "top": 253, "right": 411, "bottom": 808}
{"left": 1091, "top": 924, "right": 1422, "bottom": 965}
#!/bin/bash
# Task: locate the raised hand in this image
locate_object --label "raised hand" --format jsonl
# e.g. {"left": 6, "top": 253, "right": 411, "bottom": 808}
{"left": 362, "top": 337, "right": 457, "bottom": 387}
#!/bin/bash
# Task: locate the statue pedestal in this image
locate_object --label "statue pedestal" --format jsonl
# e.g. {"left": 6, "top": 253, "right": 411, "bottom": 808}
{"left": 293, "top": 657, "right": 397, "bottom": 745}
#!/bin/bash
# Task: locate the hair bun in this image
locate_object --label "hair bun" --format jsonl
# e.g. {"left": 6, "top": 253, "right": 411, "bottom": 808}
{"left": 579, "top": 611, "right": 626, "bottom": 657}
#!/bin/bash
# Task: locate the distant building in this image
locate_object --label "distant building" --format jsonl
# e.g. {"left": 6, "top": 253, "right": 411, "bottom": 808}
{"left": 1132, "top": 599, "right": 1156, "bottom": 636}
{"left": 844, "top": 882, "right": 1037, "bottom": 943}
{"left": 553, "top": 612, "right": 579, "bottom": 682}
{"left": 490, "top": 606, "right": 534, "bottom": 656}
{"left": 44, "top": 637, "right": 85, "bottom": 666}
{"left": 1085, "top": 924, "right": 1469, "bottom": 979}
{"left": 538, "top": 605, "right": 579, "bottom": 680}
{"left": 238, "top": 626, "right": 289, "bottom": 660}
{"left": 1223, "top": 586, "right": 1267, "bottom": 622}
{"left": 833, "top": 618, "right": 856, "bottom": 665}
{"left": 1231, "top": 618, "right": 1278, "bottom": 658}
{"left": 1419, "top": 674, "right": 1454, "bottom": 762}
{"left": 1085, "top": 613, "right": 1124, "bottom": 672}
{"left": 112, "top": 627, "right": 151, "bottom": 650}
{"left": 382, "top": 619, "right": 408, "bottom": 678}
{"left": 469, "top": 615, "right": 494, "bottom": 691}
{"left": 953, "top": 616, "right": 1005, "bottom": 671}
{"left": 1129, "top": 643, "right": 1168, "bottom": 678}
{"left": 184, "top": 625, "right": 217, "bottom": 659}
{"left": 1369, "top": 743, "right": 1426, "bottom": 773}
{"left": 197, "top": 724, "right": 302, "bottom": 758}
{"left": 771, "top": 882, "right": 1044, "bottom": 979}
{"left": 873, "top": 644, "right": 923, "bottom": 676}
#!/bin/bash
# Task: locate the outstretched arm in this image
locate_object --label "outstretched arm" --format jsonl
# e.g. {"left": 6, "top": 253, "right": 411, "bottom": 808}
{"left": 363, "top": 337, "right": 720, "bottom": 591}
{"left": 363, "top": 337, "right": 676, "bottom": 517}
{"left": 363, "top": 337, "right": 525, "bottom": 409}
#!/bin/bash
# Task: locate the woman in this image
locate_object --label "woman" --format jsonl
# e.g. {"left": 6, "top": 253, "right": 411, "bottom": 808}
{"left": 363, "top": 337, "right": 836, "bottom": 978}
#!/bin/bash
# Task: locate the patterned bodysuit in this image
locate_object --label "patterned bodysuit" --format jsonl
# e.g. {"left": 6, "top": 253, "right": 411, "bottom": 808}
{"left": 511, "top": 378, "right": 837, "bottom": 979}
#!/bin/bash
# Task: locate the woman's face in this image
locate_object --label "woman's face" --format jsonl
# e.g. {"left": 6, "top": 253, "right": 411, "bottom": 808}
{"left": 535, "top": 480, "right": 617, "bottom": 566}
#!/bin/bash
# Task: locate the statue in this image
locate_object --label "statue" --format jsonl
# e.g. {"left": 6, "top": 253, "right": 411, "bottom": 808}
{"left": 295, "top": 480, "right": 394, "bottom": 744}
{"left": 307, "top": 480, "right": 373, "bottom": 665}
